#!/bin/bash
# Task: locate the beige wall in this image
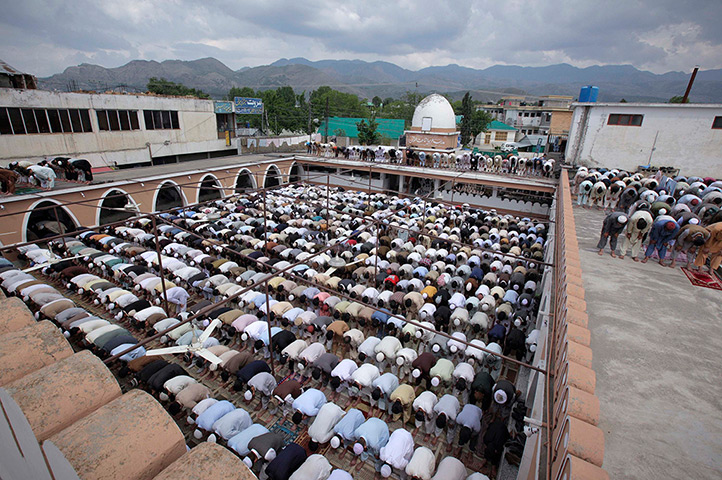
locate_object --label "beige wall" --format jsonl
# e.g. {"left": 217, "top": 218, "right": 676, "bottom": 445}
{"left": 550, "top": 110, "right": 573, "bottom": 135}
{"left": 0, "top": 89, "right": 229, "bottom": 167}
{"left": 0, "top": 159, "right": 300, "bottom": 245}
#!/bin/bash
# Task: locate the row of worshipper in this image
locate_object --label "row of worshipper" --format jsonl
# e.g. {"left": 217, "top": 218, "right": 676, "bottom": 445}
{"left": 2, "top": 249, "right": 520, "bottom": 480}
{"left": 43, "top": 184, "right": 546, "bottom": 358}
{"left": 37, "top": 227, "right": 534, "bottom": 426}
{"left": 401, "top": 149, "right": 555, "bottom": 177}
{"left": 578, "top": 170, "right": 722, "bottom": 269}
{"left": 2, "top": 157, "right": 94, "bottom": 191}
{"left": 39, "top": 188, "right": 545, "bottom": 387}
{"left": 11, "top": 207, "right": 532, "bottom": 476}
{"left": 573, "top": 166, "right": 722, "bottom": 216}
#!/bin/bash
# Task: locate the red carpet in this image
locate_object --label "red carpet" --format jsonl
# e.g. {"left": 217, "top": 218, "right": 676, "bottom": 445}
{"left": 681, "top": 268, "right": 722, "bottom": 291}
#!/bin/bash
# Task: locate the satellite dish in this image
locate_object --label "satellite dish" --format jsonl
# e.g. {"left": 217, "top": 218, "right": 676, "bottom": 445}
{"left": 145, "top": 319, "right": 223, "bottom": 365}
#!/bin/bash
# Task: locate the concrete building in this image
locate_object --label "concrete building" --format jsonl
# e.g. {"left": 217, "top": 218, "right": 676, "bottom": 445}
{"left": 474, "top": 120, "right": 517, "bottom": 148}
{"left": 0, "top": 89, "right": 237, "bottom": 169}
{"left": 565, "top": 102, "right": 722, "bottom": 176}
{"left": 478, "top": 95, "right": 574, "bottom": 151}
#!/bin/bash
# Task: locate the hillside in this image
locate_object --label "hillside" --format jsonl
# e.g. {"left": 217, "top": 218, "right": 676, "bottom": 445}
{"left": 38, "top": 57, "right": 722, "bottom": 103}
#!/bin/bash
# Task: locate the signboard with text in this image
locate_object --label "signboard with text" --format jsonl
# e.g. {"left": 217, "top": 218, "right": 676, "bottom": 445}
{"left": 214, "top": 101, "right": 233, "bottom": 114}
{"left": 234, "top": 97, "right": 264, "bottom": 114}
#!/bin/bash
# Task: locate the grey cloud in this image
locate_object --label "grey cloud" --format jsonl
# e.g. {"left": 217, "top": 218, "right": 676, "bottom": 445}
{"left": 1, "top": 0, "right": 721, "bottom": 77}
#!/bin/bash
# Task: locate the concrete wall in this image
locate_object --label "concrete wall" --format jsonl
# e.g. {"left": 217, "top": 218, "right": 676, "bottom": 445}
{"left": 565, "top": 102, "right": 722, "bottom": 177}
{"left": 0, "top": 89, "right": 231, "bottom": 167}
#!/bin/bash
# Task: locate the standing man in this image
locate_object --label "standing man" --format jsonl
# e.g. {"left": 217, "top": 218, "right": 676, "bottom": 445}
{"left": 618, "top": 210, "right": 653, "bottom": 262}
{"left": 596, "top": 212, "right": 628, "bottom": 257}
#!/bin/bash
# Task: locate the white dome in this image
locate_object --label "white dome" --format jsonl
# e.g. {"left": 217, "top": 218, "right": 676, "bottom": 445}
{"left": 412, "top": 94, "right": 456, "bottom": 130}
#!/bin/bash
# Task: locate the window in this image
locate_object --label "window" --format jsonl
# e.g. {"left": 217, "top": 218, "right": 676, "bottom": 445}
{"left": 495, "top": 131, "right": 508, "bottom": 141}
{"left": 0, "top": 107, "right": 94, "bottom": 134}
{"left": 96, "top": 110, "right": 139, "bottom": 131}
{"left": 484, "top": 133, "right": 491, "bottom": 144}
{"left": 143, "top": 110, "right": 180, "bottom": 130}
{"left": 713, "top": 116, "right": 722, "bottom": 129}
{"left": 608, "top": 114, "right": 643, "bottom": 126}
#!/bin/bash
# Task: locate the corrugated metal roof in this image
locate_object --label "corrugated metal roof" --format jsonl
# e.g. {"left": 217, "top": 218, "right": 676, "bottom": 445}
{"left": 487, "top": 120, "right": 517, "bottom": 131}
{"left": 316, "top": 117, "right": 405, "bottom": 139}
{"left": 0, "top": 59, "right": 24, "bottom": 76}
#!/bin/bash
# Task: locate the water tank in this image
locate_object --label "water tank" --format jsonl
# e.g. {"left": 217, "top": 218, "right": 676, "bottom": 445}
{"left": 579, "top": 86, "right": 599, "bottom": 103}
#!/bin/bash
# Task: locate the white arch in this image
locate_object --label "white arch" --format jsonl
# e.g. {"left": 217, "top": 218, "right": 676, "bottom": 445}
{"left": 234, "top": 168, "right": 257, "bottom": 192}
{"left": 288, "top": 161, "right": 304, "bottom": 183}
{"left": 152, "top": 180, "right": 188, "bottom": 213}
{"left": 22, "top": 199, "right": 81, "bottom": 243}
{"left": 263, "top": 164, "right": 282, "bottom": 188}
{"left": 197, "top": 174, "right": 225, "bottom": 204}
{"left": 95, "top": 187, "right": 139, "bottom": 226}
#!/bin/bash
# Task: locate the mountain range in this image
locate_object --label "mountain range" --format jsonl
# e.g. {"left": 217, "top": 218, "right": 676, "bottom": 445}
{"left": 38, "top": 57, "right": 722, "bottom": 103}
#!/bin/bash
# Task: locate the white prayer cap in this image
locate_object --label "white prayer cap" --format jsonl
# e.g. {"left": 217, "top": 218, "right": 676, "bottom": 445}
{"left": 617, "top": 215, "right": 628, "bottom": 224}
{"left": 494, "top": 389, "right": 508, "bottom": 404}
{"left": 330, "top": 436, "right": 341, "bottom": 449}
{"left": 381, "top": 464, "right": 392, "bottom": 477}
{"left": 412, "top": 369, "right": 421, "bottom": 378}
{"left": 265, "top": 448, "right": 277, "bottom": 461}
{"left": 376, "top": 352, "right": 385, "bottom": 363}
{"left": 353, "top": 443, "right": 364, "bottom": 455}
{"left": 243, "top": 457, "right": 253, "bottom": 468}
{"left": 244, "top": 390, "right": 253, "bottom": 401}
{"left": 431, "top": 376, "right": 440, "bottom": 387}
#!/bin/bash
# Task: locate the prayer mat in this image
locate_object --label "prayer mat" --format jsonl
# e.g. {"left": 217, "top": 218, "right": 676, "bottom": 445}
{"left": 681, "top": 268, "right": 722, "bottom": 291}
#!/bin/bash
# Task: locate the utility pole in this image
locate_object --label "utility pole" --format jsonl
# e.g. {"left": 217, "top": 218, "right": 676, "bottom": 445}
{"left": 682, "top": 65, "right": 699, "bottom": 104}
{"left": 324, "top": 97, "right": 329, "bottom": 143}
{"left": 307, "top": 100, "right": 312, "bottom": 136}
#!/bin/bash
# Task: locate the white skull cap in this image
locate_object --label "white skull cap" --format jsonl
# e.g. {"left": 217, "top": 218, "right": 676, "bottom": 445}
{"left": 618, "top": 215, "right": 628, "bottom": 223}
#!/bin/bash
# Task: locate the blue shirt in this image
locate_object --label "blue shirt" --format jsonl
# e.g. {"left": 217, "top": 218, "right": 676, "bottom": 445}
{"left": 196, "top": 400, "right": 235, "bottom": 431}
{"left": 228, "top": 423, "right": 269, "bottom": 456}
{"left": 354, "top": 418, "right": 389, "bottom": 455}
{"left": 212, "top": 408, "right": 252, "bottom": 440}
{"left": 292, "top": 388, "right": 327, "bottom": 416}
{"left": 333, "top": 408, "right": 365, "bottom": 441}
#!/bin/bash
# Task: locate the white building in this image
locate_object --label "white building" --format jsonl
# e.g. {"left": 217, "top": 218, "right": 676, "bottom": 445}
{"left": 0, "top": 89, "right": 237, "bottom": 169}
{"left": 566, "top": 102, "right": 722, "bottom": 177}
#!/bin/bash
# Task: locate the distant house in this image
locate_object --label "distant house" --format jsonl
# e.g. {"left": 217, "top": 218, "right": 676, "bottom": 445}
{"left": 0, "top": 60, "right": 37, "bottom": 90}
{"left": 316, "top": 116, "right": 405, "bottom": 145}
{"left": 474, "top": 120, "right": 517, "bottom": 147}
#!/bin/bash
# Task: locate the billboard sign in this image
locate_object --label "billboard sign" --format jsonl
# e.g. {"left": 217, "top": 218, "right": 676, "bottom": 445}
{"left": 234, "top": 97, "right": 264, "bottom": 114}
{"left": 214, "top": 101, "right": 233, "bottom": 114}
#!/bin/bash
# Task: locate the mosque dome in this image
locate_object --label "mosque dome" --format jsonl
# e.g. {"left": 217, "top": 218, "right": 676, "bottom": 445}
{"left": 411, "top": 94, "right": 457, "bottom": 131}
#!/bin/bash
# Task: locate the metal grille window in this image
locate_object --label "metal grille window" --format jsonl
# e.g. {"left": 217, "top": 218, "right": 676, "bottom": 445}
{"left": 96, "top": 110, "right": 140, "bottom": 131}
{"left": 607, "top": 114, "right": 644, "bottom": 126}
{"left": 143, "top": 110, "right": 180, "bottom": 130}
{"left": 0, "top": 107, "right": 92, "bottom": 134}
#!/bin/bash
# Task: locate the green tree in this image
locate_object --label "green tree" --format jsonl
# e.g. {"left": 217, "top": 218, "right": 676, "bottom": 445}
{"left": 333, "top": 128, "right": 347, "bottom": 137}
{"left": 451, "top": 100, "right": 463, "bottom": 115}
{"left": 372, "top": 96, "right": 382, "bottom": 108}
{"left": 470, "top": 109, "right": 493, "bottom": 143}
{"left": 620, "top": 98, "right": 628, "bottom": 103}
{"left": 383, "top": 97, "right": 394, "bottom": 106}
{"left": 147, "top": 77, "right": 210, "bottom": 98}
{"left": 357, "top": 114, "right": 380, "bottom": 145}
{"left": 459, "top": 92, "right": 473, "bottom": 146}
{"left": 669, "top": 95, "right": 689, "bottom": 103}
{"left": 227, "top": 86, "right": 256, "bottom": 100}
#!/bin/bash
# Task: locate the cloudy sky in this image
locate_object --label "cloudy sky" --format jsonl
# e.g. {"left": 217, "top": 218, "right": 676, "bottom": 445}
{"left": 3, "top": 0, "right": 721, "bottom": 77}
